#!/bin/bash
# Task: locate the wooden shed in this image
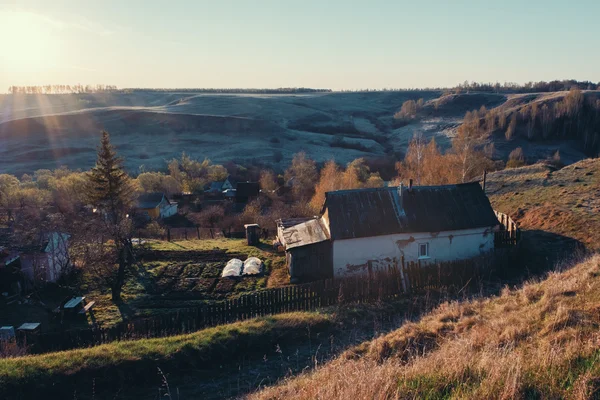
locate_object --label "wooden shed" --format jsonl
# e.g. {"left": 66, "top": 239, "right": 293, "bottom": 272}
{"left": 279, "top": 218, "right": 332, "bottom": 283}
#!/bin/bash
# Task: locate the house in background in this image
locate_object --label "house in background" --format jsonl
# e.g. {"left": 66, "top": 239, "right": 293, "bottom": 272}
{"left": 0, "top": 245, "right": 22, "bottom": 295}
{"left": 136, "top": 193, "right": 178, "bottom": 219}
{"left": 279, "top": 182, "right": 500, "bottom": 281}
{"left": 19, "top": 232, "right": 71, "bottom": 284}
{"left": 205, "top": 176, "right": 235, "bottom": 194}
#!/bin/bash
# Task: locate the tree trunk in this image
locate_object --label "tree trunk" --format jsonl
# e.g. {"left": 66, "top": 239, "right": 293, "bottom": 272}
{"left": 112, "top": 244, "right": 130, "bottom": 302}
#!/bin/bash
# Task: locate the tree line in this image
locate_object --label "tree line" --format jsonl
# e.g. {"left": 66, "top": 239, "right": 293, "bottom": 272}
{"left": 452, "top": 79, "right": 600, "bottom": 94}
{"left": 457, "top": 89, "right": 600, "bottom": 156}
{"left": 7, "top": 85, "right": 119, "bottom": 94}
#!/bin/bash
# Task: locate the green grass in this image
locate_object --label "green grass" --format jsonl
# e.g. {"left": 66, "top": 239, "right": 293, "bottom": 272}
{"left": 0, "top": 312, "right": 331, "bottom": 399}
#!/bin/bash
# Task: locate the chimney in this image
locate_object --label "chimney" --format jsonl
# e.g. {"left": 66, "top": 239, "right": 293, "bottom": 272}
{"left": 398, "top": 182, "right": 404, "bottom": 211}
{"left": 409, "top": 179, "right": 413, "bottom": 192}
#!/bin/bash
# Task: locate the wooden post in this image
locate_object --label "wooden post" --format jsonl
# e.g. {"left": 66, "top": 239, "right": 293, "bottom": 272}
{"left": 482, "top": 170, "right": 487, "bottom": 193}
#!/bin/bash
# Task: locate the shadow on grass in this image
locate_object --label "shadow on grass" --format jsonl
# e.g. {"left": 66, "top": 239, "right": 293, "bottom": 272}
{"left": 515, "top": 229, "right": 586, "bottom": 277}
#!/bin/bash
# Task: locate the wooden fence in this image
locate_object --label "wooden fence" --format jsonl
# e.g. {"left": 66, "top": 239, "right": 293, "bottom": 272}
{"left": 26, "top": 256, "right": 494, "bottom": 354}
{"left": 494, "top": 210, "right": 521, "bottom": 248}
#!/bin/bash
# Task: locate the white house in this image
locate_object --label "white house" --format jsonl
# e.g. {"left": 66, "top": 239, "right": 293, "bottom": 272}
{"left": 136, "top": 193, "right": 178, "bottom": 219}
{"left": 280, "top": 182, "right": 500, "bottom": 281}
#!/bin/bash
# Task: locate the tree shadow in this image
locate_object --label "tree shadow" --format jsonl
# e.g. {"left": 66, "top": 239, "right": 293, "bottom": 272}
{"left": 496, "top": 229, "right": 586, "bottom": 283}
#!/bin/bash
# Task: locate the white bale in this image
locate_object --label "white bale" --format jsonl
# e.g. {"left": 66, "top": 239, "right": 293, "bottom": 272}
{"left": 222, "top": 259, "right": 243, "bottom": 277}
{"left": 242, "top": 257, "right": 262, "bottom": 275}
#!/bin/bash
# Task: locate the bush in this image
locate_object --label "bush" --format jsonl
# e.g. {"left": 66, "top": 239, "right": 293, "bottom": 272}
{"left": 506, "top": 147, "right": 526, "bottom": 168}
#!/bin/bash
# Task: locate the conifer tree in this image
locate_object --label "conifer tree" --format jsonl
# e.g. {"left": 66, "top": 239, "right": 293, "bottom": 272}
{"left": 86, "top": 131, "right": 136, "bottom": 301}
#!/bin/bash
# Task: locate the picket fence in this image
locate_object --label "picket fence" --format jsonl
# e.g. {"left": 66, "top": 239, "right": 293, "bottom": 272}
{"left": 27, "top": 256, "right": 493, "bottom": 354}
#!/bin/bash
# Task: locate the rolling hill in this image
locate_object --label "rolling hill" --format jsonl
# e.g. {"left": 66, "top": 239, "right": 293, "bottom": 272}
{"left": 0, "top": 90, "right": 591, "bottom": 176}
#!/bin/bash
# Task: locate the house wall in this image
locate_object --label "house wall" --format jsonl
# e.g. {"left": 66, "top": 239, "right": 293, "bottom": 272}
{"left": 332, "top": 226, "right": 495, "bottom": 278}
{"left": 160, "top": 203, "right": 178, "bottom": 218}
{"left": 141, "top": 207, "right": 160, "bottom": 219}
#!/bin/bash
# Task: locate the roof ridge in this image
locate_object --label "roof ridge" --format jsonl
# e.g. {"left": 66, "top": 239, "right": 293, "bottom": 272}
{"left": 325, "top": 181, "right": 482, "bottom": 196}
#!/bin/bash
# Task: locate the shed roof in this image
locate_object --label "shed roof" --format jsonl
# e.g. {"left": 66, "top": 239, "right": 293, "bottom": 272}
{"left": 324, "top": 182, "right": 498, "bottom": 240}
{"left": 282, "top": 218, "right": 330, "bottom": 250}
{"left": 137, "top": 192, "right": 166, "bottom": 209}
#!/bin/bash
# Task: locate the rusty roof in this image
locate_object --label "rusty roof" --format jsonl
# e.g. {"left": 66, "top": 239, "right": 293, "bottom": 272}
{"left": 324, "top": 182, "right": 498, "bottom": 240}
{"left": 282, "top": 218, "right": 330, "bottom": 250}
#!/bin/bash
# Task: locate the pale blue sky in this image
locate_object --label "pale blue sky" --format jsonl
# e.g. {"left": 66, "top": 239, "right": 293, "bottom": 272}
{"left": 0, "top": 0, "right": 598, "bottom": 90}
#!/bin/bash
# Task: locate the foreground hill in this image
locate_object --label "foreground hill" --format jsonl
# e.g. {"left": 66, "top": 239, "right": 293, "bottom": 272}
{"left": 252, "top": 254, "right": 600, "bottom": 399}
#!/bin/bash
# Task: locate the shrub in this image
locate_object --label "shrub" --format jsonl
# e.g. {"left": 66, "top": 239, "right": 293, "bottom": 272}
{"left": 506, "top": 147, "right": 526, "bottom": 168}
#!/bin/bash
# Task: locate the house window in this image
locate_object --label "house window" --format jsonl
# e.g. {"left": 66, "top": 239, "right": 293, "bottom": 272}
{"left": 418, "top": 243, "right": 429, "bottom": 259}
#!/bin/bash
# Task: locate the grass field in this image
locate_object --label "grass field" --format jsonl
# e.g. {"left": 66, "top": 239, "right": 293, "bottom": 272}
{"left": 0, "top": 312, "right": 332, "bottom": 400}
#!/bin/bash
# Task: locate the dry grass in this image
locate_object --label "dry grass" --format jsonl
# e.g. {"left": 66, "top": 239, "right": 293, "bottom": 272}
{"left": 487, "top": 158, "right": 600, "bottom": 250}
{"left": 251, "top": 255, "right": 600, "bottom": 399}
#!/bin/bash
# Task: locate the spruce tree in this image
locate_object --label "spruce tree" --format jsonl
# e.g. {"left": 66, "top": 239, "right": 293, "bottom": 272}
{"left": 86, "top": 131, "right": 135, "bottom": 301}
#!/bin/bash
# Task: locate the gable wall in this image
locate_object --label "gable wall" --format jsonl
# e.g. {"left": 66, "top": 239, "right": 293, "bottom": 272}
{"left": 332, "top": 226, "right": 495, "bottom": 278}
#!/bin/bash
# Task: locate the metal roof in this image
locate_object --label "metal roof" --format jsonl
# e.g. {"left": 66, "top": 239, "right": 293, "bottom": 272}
{"left": 324, "top": 182, "right": 499, "bottom": 240}
{"left": 64, "top": 296, "right": 85, "bottom": 309}
{"left": 282, "top": 218, "right": 330, "bottom": 250}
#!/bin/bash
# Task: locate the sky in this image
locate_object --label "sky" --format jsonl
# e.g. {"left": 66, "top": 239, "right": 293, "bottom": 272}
{"left": 0, "top": 0, "right": 599, "bottom": 91}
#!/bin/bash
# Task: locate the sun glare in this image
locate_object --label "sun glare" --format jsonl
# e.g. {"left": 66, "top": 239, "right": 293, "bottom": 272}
{"left": 0, "top": 11, "right": 61, "bottom": 74}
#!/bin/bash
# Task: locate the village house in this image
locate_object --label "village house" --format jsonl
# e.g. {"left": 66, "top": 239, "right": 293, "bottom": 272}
{"left": 19, "top": 232, "right": 71, "bottom": 284}
{"left": 0, "top": 231, "right": 72, "bottom": 288}
{"left": 136, "top": 192, "right": 178, "bottom": 219}
{"left": 205, "top": 176, "right": 235, "bottom": 194}
{"left": 278, "top": 182, "right": 501, "bottom": 282}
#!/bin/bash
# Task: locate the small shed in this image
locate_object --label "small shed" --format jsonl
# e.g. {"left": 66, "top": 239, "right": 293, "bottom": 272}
{"left": 244, "top": 224, "right": 260, "bottom": 246}
{"left": 280, "top": 218, "right": 332, "bottom": 283}
{"left": 0, "top": 326, "right": 15, "bottom": 341}
{"left": 17, "top": 322, "right": 40, "bottom": 345}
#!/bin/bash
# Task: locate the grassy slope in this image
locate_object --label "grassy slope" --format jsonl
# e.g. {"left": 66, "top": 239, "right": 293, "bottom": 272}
{"left": 0, "top": 312, "right": 331, "bottom": 399}
{"left": 252, "top": 255, "right": 600, "bottom": 399}
{"left": 487, "top": 159, "right": 600, "bottom": 250}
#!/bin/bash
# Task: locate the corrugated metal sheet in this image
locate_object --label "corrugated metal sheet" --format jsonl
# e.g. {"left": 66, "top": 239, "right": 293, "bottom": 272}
{"left": 325, "top": 182, "right": 498, "bottom": 240}
{"left": 282, "top": 218, "right": 330, "bottom": 250}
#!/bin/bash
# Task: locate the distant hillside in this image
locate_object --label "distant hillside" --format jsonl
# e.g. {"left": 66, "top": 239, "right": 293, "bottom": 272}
{"left": 0, "top": 91, "right": 441, "bottom": 175}
{"left": 252, "top": 253, "right": 600, "bottom": 399}
{"left": 0, "top": 90, "right": 594, "bottom": 175}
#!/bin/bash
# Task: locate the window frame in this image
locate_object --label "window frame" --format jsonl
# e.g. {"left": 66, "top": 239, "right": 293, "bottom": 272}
{"left": 418, "top": 242, "right": 430, "bottom": 259}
